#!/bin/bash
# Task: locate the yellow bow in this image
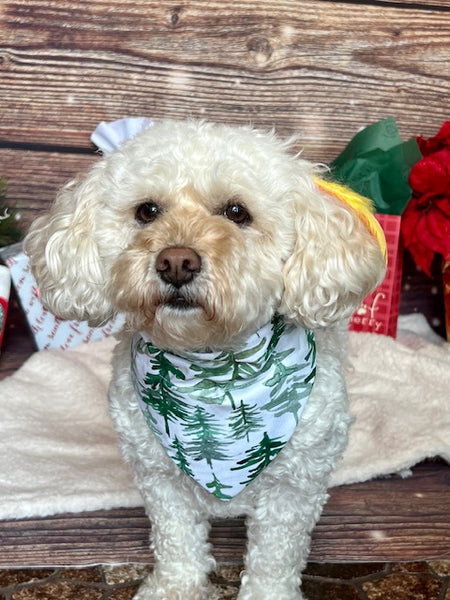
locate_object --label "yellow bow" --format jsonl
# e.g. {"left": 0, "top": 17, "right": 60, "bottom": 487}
{"left": 315, "top": 178, "right": 387, "bottom": 262}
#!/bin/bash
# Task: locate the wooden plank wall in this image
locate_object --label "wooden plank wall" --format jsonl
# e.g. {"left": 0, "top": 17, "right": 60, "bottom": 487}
{"left": 1, "top": 0, "right": 449, "bottom": 233}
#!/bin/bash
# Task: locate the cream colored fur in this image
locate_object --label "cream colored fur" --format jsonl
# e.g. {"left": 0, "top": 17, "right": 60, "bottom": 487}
{"left": 25, "top": 120, "right": 386, "bottom": 599}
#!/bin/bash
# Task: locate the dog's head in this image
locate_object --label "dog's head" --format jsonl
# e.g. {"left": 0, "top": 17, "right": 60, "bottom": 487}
{"left": 24, "top": 120, "right": 386, "bottom": 351}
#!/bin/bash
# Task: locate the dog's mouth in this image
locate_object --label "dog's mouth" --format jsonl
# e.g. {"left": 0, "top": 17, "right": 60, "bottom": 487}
{"left": 161, "top": 291, "right": 200, "bottom": 311}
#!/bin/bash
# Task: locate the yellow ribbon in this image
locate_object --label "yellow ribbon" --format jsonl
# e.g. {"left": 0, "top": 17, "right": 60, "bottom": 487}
{"left": 315, "top": 178, "right": 387, "bottom": 262}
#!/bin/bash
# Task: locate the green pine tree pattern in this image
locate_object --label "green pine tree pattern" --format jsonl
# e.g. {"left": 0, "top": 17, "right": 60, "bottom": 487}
{"left": 263, "top": 348, "right": 299, "bottom": 397}
{"left": 190, "top": 333, "right": 269, "bottom": 381}
{"left": 139, "top": 401, "right": 160, "bottom": 435}
{"left": 205, "top": 473, "right": 233, "bottom": 500}
{"left": 180, "top": 334, "right": 272, "bottom": 409}
{"left": 228, "top": 400, "right": 264, "bottom": 441}
{"left": 183, "top": 406, "right": 231, "bottom": 467}
{"left": 132, "top": 316, "right": 316, "bottom": 500}
{"left": 231, "top": 431, "right": 285, "bottom": 484}
{"left": 262, "top": 327, "right": 316, "bottom": 422}
{"left": 140, "top": 344, "right": 192, "bottom": 436}
{"left": 261, "top": 376, "right": 314, "bottom": 423}
{"left": 305, "top": 329, "right": 316, "bottom": 364}
{"left": 170, "top": 436, "right": 195, "bottom": 478}
{"left": 264, "top": 313, "right": 286, "bottom": 358}
{"left": 178, "top": 378, "right": 238, "bottom": 409}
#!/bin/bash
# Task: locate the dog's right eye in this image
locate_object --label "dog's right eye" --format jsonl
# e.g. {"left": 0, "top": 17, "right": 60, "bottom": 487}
{"left": 221, "top": 202, "right": 252, "bottom": 226}
{"left": 135, "top": 201, "right": 161, "bottom": 224}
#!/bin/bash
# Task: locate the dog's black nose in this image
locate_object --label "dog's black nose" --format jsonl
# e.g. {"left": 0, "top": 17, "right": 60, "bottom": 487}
{"left": 156, "top": 247, "right": 202, "bottom": 288}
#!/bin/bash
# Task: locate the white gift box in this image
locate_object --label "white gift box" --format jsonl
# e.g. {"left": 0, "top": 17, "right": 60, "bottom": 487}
{"left": 0, "top": 244, "right": 124, "bottom": 350}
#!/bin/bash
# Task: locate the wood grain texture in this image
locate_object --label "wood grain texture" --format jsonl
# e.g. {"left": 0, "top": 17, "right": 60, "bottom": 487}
{"left": 0, "top": 463, "right": 448, "bottom": 566}
{"left": 0, "top": 148, "right": 95, "bottom": 229}
{"left": 1, "top": 0, "right": 449, "bottom": 160}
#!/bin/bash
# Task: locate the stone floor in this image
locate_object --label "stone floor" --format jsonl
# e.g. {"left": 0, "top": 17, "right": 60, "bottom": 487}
{"left": 0, "top": 562, "right": 449, "bottom": 599}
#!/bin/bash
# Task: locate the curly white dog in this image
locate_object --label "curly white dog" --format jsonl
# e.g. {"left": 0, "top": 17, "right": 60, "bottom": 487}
{"left": 25, "top": 120, "right": 386, "bottom": 600}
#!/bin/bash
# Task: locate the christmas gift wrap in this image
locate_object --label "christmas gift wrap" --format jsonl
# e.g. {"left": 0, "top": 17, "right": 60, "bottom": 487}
{"left": 0, "top": 244, "right": 124, "bottom": 350}
{"left": 350, "top": 212, "right": 402, "bottom": 337}
{"left": 350, "top": 214, "right": 403, "bottom": 337}
{"left": 0, "top": 265, "right": 10, "bottom": 350}
{"left": 331, "top": 117, "right": 422, "bottom": 337}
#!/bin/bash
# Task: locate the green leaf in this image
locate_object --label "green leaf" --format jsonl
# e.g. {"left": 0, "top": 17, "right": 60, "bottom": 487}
{"left": 330, "top": 117, "right": 422, "bottom": 215}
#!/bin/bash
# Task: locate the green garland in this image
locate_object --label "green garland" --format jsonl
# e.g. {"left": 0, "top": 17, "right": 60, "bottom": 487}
{"left": 0, "top": 178, "right": 22, "bottom": 247}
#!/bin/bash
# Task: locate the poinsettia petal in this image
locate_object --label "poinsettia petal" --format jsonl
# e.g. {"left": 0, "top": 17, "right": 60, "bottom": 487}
{"left": 401, "top": 201, "right": 420, "bottom": 246}
{"left": 436, "top": 197, "right": 450, "bottom": 217}
{"left": 407, "top": 242, "right": 435, "bottom": 276}
{"left": 437, "top": 147, "right": 450, "bottom": 175}
{"left": 406, "top": 122, "right": 450, "bottom": 272}
{"left": 417, "top": 135, "right": 437, "bottom": 156}
{"left": 433, "top": 215, "right": 450, "bottom": 259}
{"left": 416, "top": 121, "right": 450, "bottom": 156}
{"left": 409, "top": 154, "right": 449, "bottom": 195}
{"left": 425, "top": 207, "right": 448, "bottom": 240}
{"left": 415, "top": 214, "right": 443, "bottom": 253}
{"left": 434, "top": 121, "right": 450, "bottom": 144}
{"left": 414, "top": 214, "right": 432, "bottom": 243}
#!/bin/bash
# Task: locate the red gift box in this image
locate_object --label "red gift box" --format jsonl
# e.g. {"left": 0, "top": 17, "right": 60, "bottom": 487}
{"left": 349, "top": 214, "right": 403, "bottom": 337}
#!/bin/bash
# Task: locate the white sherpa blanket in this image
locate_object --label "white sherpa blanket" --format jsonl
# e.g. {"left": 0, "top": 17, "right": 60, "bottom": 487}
{"left": 0, "top": 315, "right": 449, "bottom": 520}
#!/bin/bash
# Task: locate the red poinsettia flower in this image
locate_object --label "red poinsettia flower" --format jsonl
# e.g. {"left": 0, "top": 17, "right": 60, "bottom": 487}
{"left": 409, "top": 148, "right": 450, "bottom": 197}
{"left": 417, "top": 121, "right": 450, "bottom": 156}
{"left": 401, "top": 123, "right": 450, "bottom": 276}
{"left": 402, "top": 196, "right": 450, "bottom": 275}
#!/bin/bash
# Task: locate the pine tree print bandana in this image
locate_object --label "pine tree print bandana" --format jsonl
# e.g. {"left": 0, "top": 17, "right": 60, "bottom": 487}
{"left": 131, "top": 316, "right": 316, "bottom": 500}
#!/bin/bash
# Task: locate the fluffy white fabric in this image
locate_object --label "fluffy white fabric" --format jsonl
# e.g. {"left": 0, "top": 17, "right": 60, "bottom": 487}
{"left": 331, "top": 314, "right": 450, "bottom": 485}
{"left": 0, "top": 315, "right": 448, "bottom": 520}
{"left": 0, "top": 337, "right": 142, "bottom": 519}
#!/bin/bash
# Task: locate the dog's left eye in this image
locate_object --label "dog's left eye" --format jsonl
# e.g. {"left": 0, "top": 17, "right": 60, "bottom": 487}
{"left": 222, "top": 202, "right": 252, "bottom": 226}
{"left": 135, "top": 201, "right": 161, "bottom": 224}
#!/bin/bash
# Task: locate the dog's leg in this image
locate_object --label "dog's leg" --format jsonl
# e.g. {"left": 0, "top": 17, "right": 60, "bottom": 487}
{"left": 133, "top": 479, "right": 215, "bottom": 600}
{"left": 237, "top": 481, "right": 329, "bottom": 600}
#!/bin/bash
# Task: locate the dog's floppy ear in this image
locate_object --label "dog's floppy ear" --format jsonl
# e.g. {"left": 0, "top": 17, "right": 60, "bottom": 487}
{"left": 24, "top": 162, "right": 114, "bottom": 325}
{"left": 280, "top": 178, "right": 387, "bottom": 328}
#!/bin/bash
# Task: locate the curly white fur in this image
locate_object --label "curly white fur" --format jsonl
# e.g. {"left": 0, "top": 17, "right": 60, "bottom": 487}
{"left": 25, "top": 120, "right": 386, "bottom": 599}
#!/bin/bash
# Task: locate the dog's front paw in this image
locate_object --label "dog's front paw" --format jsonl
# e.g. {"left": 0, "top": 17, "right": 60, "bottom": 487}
{"left": 133, "top": 573, "right": 209, "bottom": 600}
{"left": 238, "top": 590, "right": 304, "bottom": 600}
{"left": 237, "top": 576, "right": 304, "bottom": 600}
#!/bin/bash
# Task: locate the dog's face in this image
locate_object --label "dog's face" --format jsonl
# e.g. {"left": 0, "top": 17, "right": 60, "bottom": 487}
{"left": 25, "top": 120, "right": 386, "bottom": 351}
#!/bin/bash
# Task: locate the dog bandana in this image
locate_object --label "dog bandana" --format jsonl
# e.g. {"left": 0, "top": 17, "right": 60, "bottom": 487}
{"left": 131, "top": 315, "right": 316, "bottom": 500}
